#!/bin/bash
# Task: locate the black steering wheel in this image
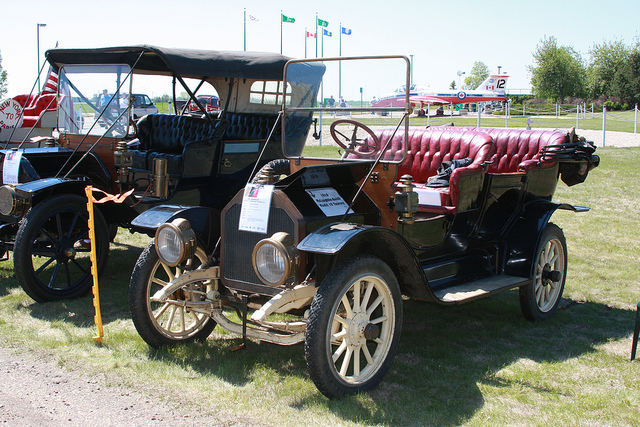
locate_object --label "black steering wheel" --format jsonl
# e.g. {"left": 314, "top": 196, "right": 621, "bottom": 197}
{"left": 329, "top": 119, "right": 380, "bottom": 158}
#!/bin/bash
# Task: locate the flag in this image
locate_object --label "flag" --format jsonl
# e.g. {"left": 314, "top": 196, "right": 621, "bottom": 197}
{"left": 317, "top": 18, "right": 329, "bottom": 27}
{"left": 282, "top": 14, "right": 295, "bottom": 23}
{"left": 306, "top": 31, "right": 316, "bottom": 38}
{"left": 341, "top": 27, "right": 352, "bottom": 35}
{"left": 249, "top": 14, "right": 259, "bottom": 21}
{"left": 323, "top": 28, "right": 332, "bottom": 37}
{"left": 42, "top": 68, "right": 59, "bottom": 93}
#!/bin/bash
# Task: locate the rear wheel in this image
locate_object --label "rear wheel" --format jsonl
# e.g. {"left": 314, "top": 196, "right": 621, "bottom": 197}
{"left": 519, "top": 223, "right": 567, "bottom": 321}
{"left": 305, "top": 255, "right": 403, "bottom": 398}
{"left": 129, "top": 242, "right": 216, "bottom": 348}
{"left": 14, "top": 194, "right": 109, "bottom": 302}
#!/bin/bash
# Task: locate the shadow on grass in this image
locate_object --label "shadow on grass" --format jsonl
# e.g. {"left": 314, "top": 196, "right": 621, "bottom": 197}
{"left": 2, "top": 241, "right": 635, "bottom": 425}
{"left": 290, "top": 293, "right": 634, "bottom": 426}
{"left": 0, "top": 242, "right": 144, "bottom": 326}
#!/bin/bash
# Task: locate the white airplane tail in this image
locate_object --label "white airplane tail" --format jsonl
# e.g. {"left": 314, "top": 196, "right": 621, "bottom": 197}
{"left": 476, "top": 75, "right": 509, "bottom": 93}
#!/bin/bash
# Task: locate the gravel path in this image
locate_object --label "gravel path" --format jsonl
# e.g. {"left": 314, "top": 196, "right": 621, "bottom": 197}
{"left": 0, "top": 347, "right": 260, "bottom": 427}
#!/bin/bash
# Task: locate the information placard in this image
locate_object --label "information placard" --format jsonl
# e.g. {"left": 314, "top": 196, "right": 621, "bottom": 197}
{"left": 305, "top": 187, "right": 354, "bottom": 217}
{"left": 238, "top": 183, "right": 274, "bottom": 234}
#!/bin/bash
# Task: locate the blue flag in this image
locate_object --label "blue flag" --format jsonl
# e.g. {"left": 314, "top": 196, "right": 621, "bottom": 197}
{"left": 341, "top": 27, "right": 352, "bottom": 35}
{"left": 323, "top": 28, "right": 332, "bottom": 37}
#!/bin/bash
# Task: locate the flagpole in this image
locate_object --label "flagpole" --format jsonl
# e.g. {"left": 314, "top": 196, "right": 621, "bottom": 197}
{"left": 339, "top": 23, "right": 342, "bottom": 99}
{"left": 315, "top": 12, "right": 318, "bottom": 58}
{"left": 304, "top": 28, "right": 307, "bottom": 59}
{"left": 280, "top": 11, "right": 283, "bottom": 54}
{"left": 244, "top": 8, "right": 247, "bottom": 51}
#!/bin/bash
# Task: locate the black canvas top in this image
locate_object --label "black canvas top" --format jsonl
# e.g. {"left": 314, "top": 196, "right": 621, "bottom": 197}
{"left": 45, "top": 45, "right": 301, "bottom": 81}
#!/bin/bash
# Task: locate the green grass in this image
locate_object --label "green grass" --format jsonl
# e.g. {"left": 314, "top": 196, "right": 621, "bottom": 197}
{"left": 316, "top": 110, "right": 639, "bottom": 133}
{"left": 0, "top": 148, "right": 639, "bottom": 426}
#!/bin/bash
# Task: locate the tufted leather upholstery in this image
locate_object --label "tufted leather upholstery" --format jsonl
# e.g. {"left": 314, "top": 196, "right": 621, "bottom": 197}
{"left": 132, "top": 112, "right": 282, "bottom": 174}
{"left": 21, "top": 94, "right": 57, "bottom": 128}
{"left": 431, "top": 127, "right": 568, "bottom": 174}
{"left": 373, "top": 128, "right": 493, "bottom": 211}
{"left": 479, "top": 128, "right": 567, "bottom": 173}
{"left": 136, "top": 114, "right": 218, "bottom": 153}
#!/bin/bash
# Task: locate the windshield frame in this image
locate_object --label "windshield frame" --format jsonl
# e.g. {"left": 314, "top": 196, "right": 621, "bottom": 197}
{"left": 282, "top": 55, "right": 412, "bottom": 164}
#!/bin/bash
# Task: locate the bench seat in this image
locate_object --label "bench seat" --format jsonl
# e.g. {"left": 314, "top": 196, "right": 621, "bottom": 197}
{"left": 377, "top": 128, "right": 494, "bottom": 213}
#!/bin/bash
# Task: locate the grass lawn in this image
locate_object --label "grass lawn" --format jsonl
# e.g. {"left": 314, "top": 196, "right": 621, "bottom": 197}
{"left": 0, "top": 147, "right": 638, "bottom": 426}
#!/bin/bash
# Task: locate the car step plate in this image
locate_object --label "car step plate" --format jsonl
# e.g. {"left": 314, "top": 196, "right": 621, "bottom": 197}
{"left": 434, "top": 275, "right": 529, "bottom": 303}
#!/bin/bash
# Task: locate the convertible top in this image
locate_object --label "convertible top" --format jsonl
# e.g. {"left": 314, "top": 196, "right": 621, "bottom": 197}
{"left": 45, "top": 45, "right": 298, "bottom": 81}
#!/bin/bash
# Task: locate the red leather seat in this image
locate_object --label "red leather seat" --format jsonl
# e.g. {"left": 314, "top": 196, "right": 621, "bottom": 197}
{"left": 377, "top": 128, "right": 493, "bottom": 212}
{"left": 21, "top": 93, "right": 57, "bottom": 128}
{"left": 430, "top": 127, "right": 568, "bottom": 173}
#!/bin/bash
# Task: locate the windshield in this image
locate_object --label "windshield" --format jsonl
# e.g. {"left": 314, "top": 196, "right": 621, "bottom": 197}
{"left": 282, "top": 56, "right": 411, "bottom": 162}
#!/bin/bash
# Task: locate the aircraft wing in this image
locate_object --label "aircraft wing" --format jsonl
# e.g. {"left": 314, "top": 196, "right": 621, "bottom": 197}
{"left": 409, "top": 95, "right": 450, "bottom": 106}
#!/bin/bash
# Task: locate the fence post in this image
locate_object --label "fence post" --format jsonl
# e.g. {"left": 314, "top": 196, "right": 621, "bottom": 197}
{"left": 602, "top": 106, "right": 606, "bottom": 147}
{"left": 635, "top": 104, "right": 638, "bottom": 134}
{"left": 576, "top": 104, "right": 580, "bottom": 129}
{"left": 477, "top": 104, "right": 481, "bottom": 127}
{"left": 556, "top": 103, "right": 559, "bottom": 119}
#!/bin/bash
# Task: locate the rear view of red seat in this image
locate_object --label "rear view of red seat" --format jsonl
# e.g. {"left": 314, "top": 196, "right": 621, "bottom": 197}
{"left": 21, "top": 93, "right": 57, "bottom": 128}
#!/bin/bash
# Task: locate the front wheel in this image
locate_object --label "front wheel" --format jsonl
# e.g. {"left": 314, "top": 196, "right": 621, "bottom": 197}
{"left": 519, "top": 223, "right": 567, "bottom": 321}
{"left": 129, "top": 242, "right": 216, "bottom": 348}
{"left": 305, "top": 255, "right": 403, "bottom": 398}
{"left": 13, "top": 194, "right": 109, "bottom": 302}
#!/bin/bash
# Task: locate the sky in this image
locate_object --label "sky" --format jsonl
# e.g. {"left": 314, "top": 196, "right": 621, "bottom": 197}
{"left": 1, "top": 0, "right": 639, "bottom": 100}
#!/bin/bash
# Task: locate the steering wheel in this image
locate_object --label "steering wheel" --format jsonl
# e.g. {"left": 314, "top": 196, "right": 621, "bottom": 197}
{"left": 329, "top": 119, "right": 380, "bottom": 158}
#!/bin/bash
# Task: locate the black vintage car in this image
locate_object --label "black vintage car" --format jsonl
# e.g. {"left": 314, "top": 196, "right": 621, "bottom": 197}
{"left": 0, "top": 45, "right": 320, "bottom": 302}
{"left": 128, "top": 56, "right": 599, "bottom": 398}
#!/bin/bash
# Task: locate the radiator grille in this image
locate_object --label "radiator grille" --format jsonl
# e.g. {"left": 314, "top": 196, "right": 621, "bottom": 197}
{"left": 222, "top": 203, "right": 296, "bottom": 287}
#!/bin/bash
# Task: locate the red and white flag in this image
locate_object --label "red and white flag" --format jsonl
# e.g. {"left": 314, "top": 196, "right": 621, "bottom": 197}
{"left": 306, "top": 31, "right": 316, "bottom": 38}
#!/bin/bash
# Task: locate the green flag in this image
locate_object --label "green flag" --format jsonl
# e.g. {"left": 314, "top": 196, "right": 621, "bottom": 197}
{"left": 317, "top": 18, "right": 329, "bottom": 27}
{"left": 282, "top": 14, "right": 295, "bottom": 23}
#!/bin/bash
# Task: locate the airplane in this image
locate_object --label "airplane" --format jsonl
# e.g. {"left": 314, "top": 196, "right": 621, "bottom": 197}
{"left": 371, "top": 74, "right": 509, "bottom": 109}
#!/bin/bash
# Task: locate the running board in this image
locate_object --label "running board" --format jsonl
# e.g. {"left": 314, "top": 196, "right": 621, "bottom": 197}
{"left": 434, "top": 275, "right": 529, "bottom": 303}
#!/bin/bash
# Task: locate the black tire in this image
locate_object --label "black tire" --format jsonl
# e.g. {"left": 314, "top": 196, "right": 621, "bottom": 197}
{"left": 519, "top": 223, "right": 567, "bottom": 321}
{"left": 251, "top": 159, "right": 290, "bottom": 183}
{"left": 129, "top": 242, "right": 216, "bottom": 348}
{"left": 14, "top": 194, "right": 109, "bottom": 302}
{"left": 305, "top": 254, "right": 403, "bottom": 398}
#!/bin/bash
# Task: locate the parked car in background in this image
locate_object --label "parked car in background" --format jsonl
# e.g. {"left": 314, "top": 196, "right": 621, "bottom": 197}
{"left": 188, "top": 95, "right": 220, "bottom": 116}
{"left": 131, "top": 93, "right": 158, "bottom": 119}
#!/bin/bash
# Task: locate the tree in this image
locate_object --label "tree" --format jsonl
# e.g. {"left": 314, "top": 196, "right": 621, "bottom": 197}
{"left": 449, "top": 80, "right": 456, "bottom": 90}
{"left": 586, "top": 40, "right": 630, "bottom": 100}
{"left": 0, "top": 50, "right": 7, "bottom": 98}
{"left": 612, "top": 48, "right": 640, "bottom": 106}
{"left": 528, "top": 36, "right": 586, "bottom": 103}
{"left": 463, "top": 61, "right": 490, "bottom": 90}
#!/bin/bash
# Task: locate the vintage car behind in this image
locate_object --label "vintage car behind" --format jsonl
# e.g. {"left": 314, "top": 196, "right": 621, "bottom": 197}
{"left": 128, "top": 56, "right": 599, "bottom": 398}
{"left": 0, "top": 45, "right": 318, "bottom": 302}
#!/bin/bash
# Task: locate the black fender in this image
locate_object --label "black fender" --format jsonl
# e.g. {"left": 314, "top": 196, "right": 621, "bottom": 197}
{"left": 15, "top": 178, "right": 92, "bottom": 206}
{"left": 298, "top": 223, "right": 434, "bottom": 301}
{"left": 503, "top": 200, "right": 587, "bottom": 277}
{"left": 130, "top": 205, "right": 220, "bottom": 252}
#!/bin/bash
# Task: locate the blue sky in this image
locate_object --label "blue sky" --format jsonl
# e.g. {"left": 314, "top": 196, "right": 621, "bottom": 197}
{"left": 1, "top": 0, "right": 639, "bottom": 98}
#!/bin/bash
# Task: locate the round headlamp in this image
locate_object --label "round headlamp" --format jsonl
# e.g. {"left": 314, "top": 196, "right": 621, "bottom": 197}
{"left": 252, "top": 232, "right": 298, "bottom": 287}
{"left": 155, "top": 218, "right": 196, "bottom": 267}
{"left": 0, "top": 185, "right": 29, "bottom": 217}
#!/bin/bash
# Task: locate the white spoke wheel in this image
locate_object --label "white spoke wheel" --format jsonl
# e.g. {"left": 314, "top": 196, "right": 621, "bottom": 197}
{"left": 519, "top": 223, "right": 567, "bottom": 321}
{"left": 305, "top": 255, "right": 402, "bottom": 398}
{"left": 129, "top": 242, "right": 216, "bottom": 348}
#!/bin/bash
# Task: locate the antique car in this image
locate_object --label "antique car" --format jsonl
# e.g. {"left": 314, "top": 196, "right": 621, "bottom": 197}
{"left": 128, "top": 56, "right": 599, "bottom": 398}
{"left": 0, "top": 45, "right": 314, "bottom": 302}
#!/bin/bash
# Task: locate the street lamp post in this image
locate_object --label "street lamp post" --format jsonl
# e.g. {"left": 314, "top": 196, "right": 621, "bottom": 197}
{"left": 37, "top": 23, "right": 46, "bottom": 92}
